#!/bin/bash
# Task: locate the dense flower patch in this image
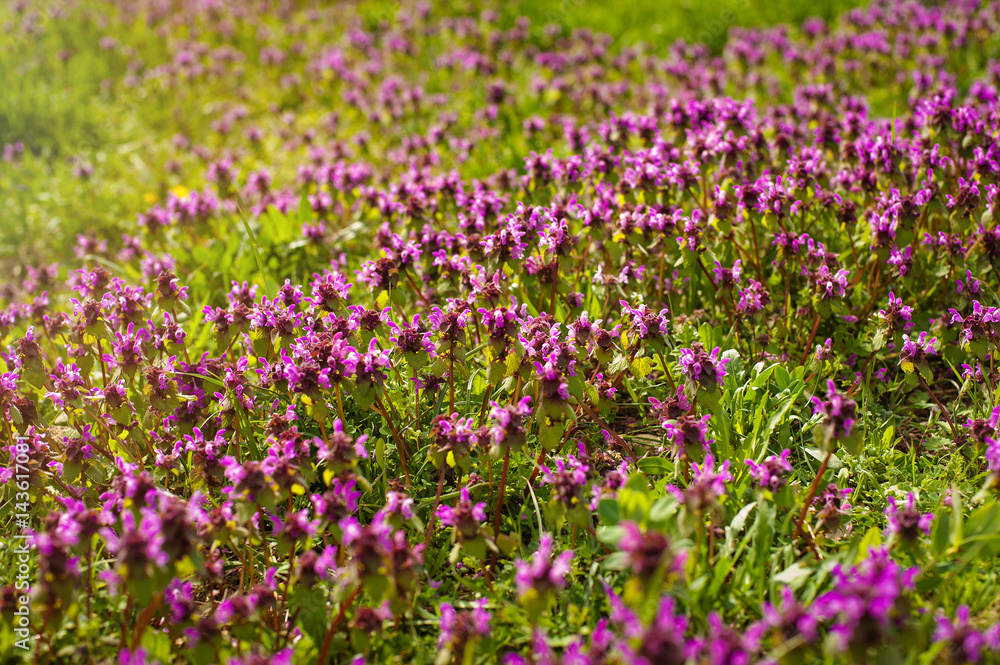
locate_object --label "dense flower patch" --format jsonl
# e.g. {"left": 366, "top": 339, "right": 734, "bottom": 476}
{"left": 3, "top": 0, "right": 1000, "bottom": 663}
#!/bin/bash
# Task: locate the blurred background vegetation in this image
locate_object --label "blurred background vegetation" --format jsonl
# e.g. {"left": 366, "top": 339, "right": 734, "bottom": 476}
{"left": 0, "top": 0, "right": 865, "bottom": 265}
{"left": 493, "top": 0, "right": 862, "bottom": 51}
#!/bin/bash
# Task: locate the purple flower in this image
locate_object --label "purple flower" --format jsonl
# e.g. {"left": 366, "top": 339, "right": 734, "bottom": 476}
{"left": 745, "top": 449, "right": 793, "bottom": 491}
{"left": 607, "top": 587, "right": 693, "bottom": 665}
{"left": 436, "top": 486, "right": 486, "bottom": 539}
{"left": 878, "top": 291, "right": 914, "bottom": 333}
{"left": 540, "top": 450, "right": 590, "bottom": 507}
{"left": 101, "top": 278, "right": 152, "bottom": 326}
{"left": 736, "top": 279, "right": 770, "bottom": 317}
{"left": 813, "top": 483, "right": 853, "bottom": 535}
{"left": 270, "top": 506, "right": 319, "bottom": 544}
{"left": 712, "top": 260, "right": 742, "bottom": 291}
{"left": 501, "top": 630, "right": 564, "bottom": 665}
{"left": 429, "top": 413, "right": 479, "bottom": 468}
{"left": 379, "top": 492, "right": 414, "bottom": 523}
{"left": 45, "top": 361, "right": 88, "bottom": 409}
{"left": 811, "top": 265, "right": 850, "bottom": 300}
{"left": 568, "top": 311, "right": 600, "bottom": 346}
{"left": 119, "top": 648, "right": 155, "bottom": 665}
{"left": 438, "top": 599, "right": 491, "bottom": 650}
{"left": 0, "top": 371, "right": 21, "bottom": 422}
{"left": 899, "top": 332, "right": 936, "bottom": 371}
{"left": 762, "top": 586, "right": 818, "bottom": 642}
{"left": 533, "top": 356, "right": 571, "bottom": 404}
{"left": 617, "top": 521, "right": 680, "bottom": 580}
{"left": 347, "top": 305, "right": 390, "bottom": 334}
{"left": 987, "top": 437, "right": 1000, "bottom": 487}
{"left": 699, "top": 613, "right": 763, "bottom": 665}
{"left": 619, "top": 300, "right": 671, "bottom": 346}
{"left": 388, "top": 314, "right": 435, "bottom": 358}
{"left": 814, "top": 548, "right": 918, "bottom": 653}
{"left": 677, "top": 344, "right": 730, "bottom": 390}
{"left": 165, "top": 579, "right": 194, "bottom": 623}
{"left": 668, "top": 454, "right": 731, "bottom": 511}
{"left": 428, "top": 305, "right": 470, "bottom": 348}
{"left": 662, "top": 414, "right": 713, "bottom": 458}
{"left": 281, "top": 331, "right": 357, "bottom": 395}
{"left": 590, "top": 461, "right": 630, "bottom": 510}
{"left": 488, "top": 396, "right": 532, "bottom": 454}
{"left": 353, "top": 337, "right": 391, "bottom": 391}
{"left": 315, "top": 419, "right": 369, "bottom": 472}
{"left": 964, "top": 405, "right": 1000, "bottom": 445}
{"left": 815, "top": 338, "right": 833, "bottom": 361}
{"left": 103, "top": 322, "right": 149, "bottom": 373}
{"left": 934, "top": 606, "right": 988, "bottom": 664}
{"left": 868, "top": 212, "right": 897, "bottom": 249}
{"left": 99, "top": 508, "right": 172, "bottom": 579}
{"left": 812, "top": 380, "right": 857, "bottom": 445}
{"left": 307, "top": 270, "right": 352, "bottom": 312}
{"left": 888, "top": 246, "right": 913, "bottom": 277}
{"left": 956, "top": 270, "right": 981, "bottom": 297}
{"left": 885, "top": 493, "right": 933, "bottom": 542}
{"left": 949, "top": 301, "right": 999, "bottom": 347}
{"left": 228, "top": 648, "right": 293, "bottom": 665}
{"left": 648, "top": 388, "right": 691, "bottom": 424}
{"left": 341, "top": 513, "right": 421, "bottom": 586}
{"left": 311, "top": 477, "right": 361, "bottom": 524}
{"left": 514, "top": 534, "right": 573, "bottom": 598}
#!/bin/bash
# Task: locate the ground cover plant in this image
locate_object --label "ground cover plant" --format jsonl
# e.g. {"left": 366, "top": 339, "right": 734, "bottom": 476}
{"left": 4, "top": 0, "right": 1000, "bottom": 663}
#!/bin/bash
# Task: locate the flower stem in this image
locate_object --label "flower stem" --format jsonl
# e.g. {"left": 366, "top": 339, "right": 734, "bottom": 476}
{"left": 373, "top": 393, "right": 411, "bottom": 487}
{"left": 793, "top": 450, "right": 831, "bottom": 544}
{"left": 425, "top": 465, "right": 446, "bottom": 552}
{"left": 800, "top": 312, "right": 822, "bottom": 366}
{"left": 316, "top": 584, "right": 361, "bottom": 665}
{"left": 917, "top": 374, "right": 958, "bottom": 437}
{"left": 492, "top": 449, "right": 510, "bottom": 541}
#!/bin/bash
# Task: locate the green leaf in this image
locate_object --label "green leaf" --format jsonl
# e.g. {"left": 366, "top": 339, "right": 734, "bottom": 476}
{"left": 629, "top": 356, "right": 653, "bottom": 379}
{"left": 753, "top": 502, "right": 776, "bottom": 569}
{"left": 856, "top": 526, "right": 882, "bottom": 561}
{"left": 619, "top": 473, "right": 652, "bottom": 524}
{"left": 773, "top": 562, "right": 813, "bottom": 589}
{"left": 649, "top": 497, "right": 679, "bottom": 527}
{"left": 141, "top": 629, "right": 172, "bottom": 661}
{"left": 288, "top": 585, "right": 331, "bottom": 642}
{"left": 603, "top": 551, "right": 631, "bottom": 571}
{"left": 881, "top": 425, "right": 894, "bottom": 451}
{"left": 931, "top": 508, "right": 951, "bottom": 555}
{"left": 637, "top": 456, "right": 673, "bottom": 476}
{"left": 609, "top": 353, "right": 629, "bottom": 376}
{"left": 965, "top": 502, "right": 1000, "bottom": 539}
{"left": 952, "top": 485, "right": 963, "bottom": 551}
{"left": 538, "top": 418, "right": 566, "bottom": 452}
{"left": 840, "top": 428, "right": 864, "bottom": 457}
{"left": 470, "top": 371, "right": 488, "bottom": 394}
{"left": 598, "top": 499, "right": 621, "bottom": 526}
{"left": 803, "top": 447, "right": 842, "bottom": 469}
{"left": 872, "top": 328, "right": 887, "bottom": 351}
{"left": 463, "top": 536, "right": 487, "bottom": 561}
{"left": 713, "top": 405, "right": 732, "bottom": 459}
{"left": 730, "top": 501, "right": 757, "bottom": 533}
{"left": 496, "top": 533, "right": 519, "bottom": 556}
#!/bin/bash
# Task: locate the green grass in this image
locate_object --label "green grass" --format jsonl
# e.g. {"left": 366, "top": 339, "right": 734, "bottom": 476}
{"left": 0, "top": 0, "right": 870, "bottom": 270}
{"left": 496, "top": 0, "right": 861, "bottom": 51}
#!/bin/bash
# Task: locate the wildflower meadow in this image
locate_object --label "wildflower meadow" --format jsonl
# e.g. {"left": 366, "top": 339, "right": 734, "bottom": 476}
{"left": 2, "top": 0, "right": 1000, "bottom": 663}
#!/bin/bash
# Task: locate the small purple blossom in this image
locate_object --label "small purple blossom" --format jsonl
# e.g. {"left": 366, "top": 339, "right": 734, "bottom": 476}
{"left": 677, "top": 344, "right": 730, "bottom": 390}
{"left": 514, "top": 533, "right": 573, "bottom": 598}
{"left": 745, "top": 449, "right": 793, "bottom": 491}
{"left": 668, "top": 454, "right": 731, "bottom": 511}
{"left": 885, "top": 493, "right": 933, "bottom": 544}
